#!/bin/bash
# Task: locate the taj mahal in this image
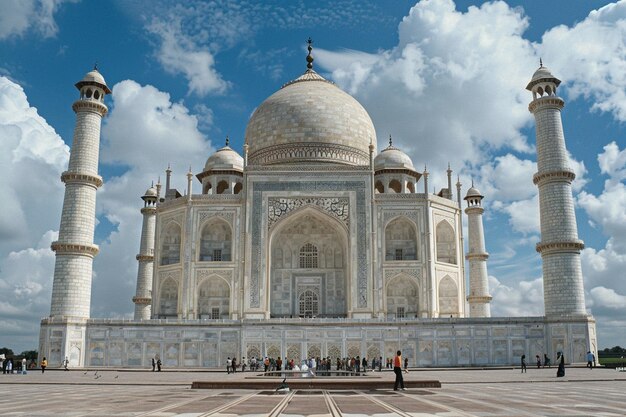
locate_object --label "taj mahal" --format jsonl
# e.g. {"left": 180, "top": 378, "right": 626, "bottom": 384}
{"left": 39, "top": 44, "right": 597, "bottom": 368}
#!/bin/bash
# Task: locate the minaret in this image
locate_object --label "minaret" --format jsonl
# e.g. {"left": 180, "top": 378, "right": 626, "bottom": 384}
{"left": 527, "top": 63, "right": 586, "bottom": 317}
{"left": 464, "top": 183, "right": 492, "bottom": 317}
{"left": 49, "top": 67, "right": 110, "bottom": 319}
{"left": 132, "top": 185, "right": 158, "bottom": 320}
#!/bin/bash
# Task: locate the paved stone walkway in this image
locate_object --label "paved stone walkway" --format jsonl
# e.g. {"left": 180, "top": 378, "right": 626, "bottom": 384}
{"left": 1, "top": 367, "right": 625, "bottom": 416}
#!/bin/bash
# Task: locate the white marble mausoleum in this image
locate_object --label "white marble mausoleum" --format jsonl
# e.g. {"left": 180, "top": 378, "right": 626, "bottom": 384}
{"left": 39, "top": 46, "right": 597, "bottom": 368}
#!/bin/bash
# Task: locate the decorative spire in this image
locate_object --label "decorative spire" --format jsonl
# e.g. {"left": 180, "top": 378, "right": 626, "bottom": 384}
{"left": 389, "top": 134, "right": 393, "bottom": 147}
{"left": 94, "top": 61, "right": 99, "bottom": 71}
{"left": 539, "top": 57, "right": 543, "bottom": 68}
{"left": 306, "top": 37, "right": 314, "bottom": 70}
{"left": 225, "top": 135, "right": 230, "bottom": 147}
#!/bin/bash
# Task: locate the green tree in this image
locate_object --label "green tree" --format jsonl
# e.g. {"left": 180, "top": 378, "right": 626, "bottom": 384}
{"left": 0, "top": 347, "right": 14, "bottom": 357}
{"left": 19, "top": 350, "right": 38, "bottom": 360}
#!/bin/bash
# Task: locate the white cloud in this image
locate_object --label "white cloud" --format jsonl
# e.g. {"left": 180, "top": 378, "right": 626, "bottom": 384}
{"left": 93, "top": 80, "right": 213, "bottom": 317}
{"left": 316, "top": 0, "right": 536, "bottom": 176}
{"left": 147, "top": 19, "right": 229, "bottom": 96}
{"left": 0, "top": 0, "right": 75, "bottom": 40}
{"left": 540, "top": 1, "right": 626, "bottom": 121}
{"left": 489, "top": 275, "right": 544, "bottom": 317}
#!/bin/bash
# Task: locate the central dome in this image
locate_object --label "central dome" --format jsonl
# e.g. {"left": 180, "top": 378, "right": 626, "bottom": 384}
{"left": 245, "top": 69, "right": 376, "bottom": 166}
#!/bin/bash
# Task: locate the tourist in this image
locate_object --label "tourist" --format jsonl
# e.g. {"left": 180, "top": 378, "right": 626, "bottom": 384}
{"left": 6, "top": 359, "right": 12, "bottom": 374}
{"left": 232, "top": 357, "right": 237, "bottom": 373}
{"left": 22, "top": 358, "right": 27, "bottom": 375}
{"left": 355, "top": 356, "right": 360, "bottom": 375}
{"left": 404, "top": 357, "right": 409, "bottom": 372}
{"left": 151, "top": 357, "right": 156, "bottom": 372}
{"left": 544, "top": 354, "right": 551, "bottom": 368}
{"left": 521, "top": 355, "right": 527, "bottom": 373}
{"left": 393, "top": 350, "right": 405, "bottom": 391}
{"left": 227, "top": 357, "right": 232, "bottom": 374}
{"left": 40, "top": 357, "right": 48, "bottom": 374}
{"left": 63, "top": 356, "right": 70, "bottom": 371}
{"left": 362, "top": 356, "right": 367, "bottom": 374}
{"left": 536, "top": 354, "right": 541, "bottom": 368}
{"left": 556, "top": 352, "right": 565, "bottom": 377}
{"left": 586, "top": 351, "right": 593, "bottom": 369}
{"left": 242, "top": 357, "right": 247, "bottom": 372}
{"left": 379, "top": 356, "right": 383, "bottom": 372}
{"left": 157, "top": 358, "right": 162, "bottom": 372}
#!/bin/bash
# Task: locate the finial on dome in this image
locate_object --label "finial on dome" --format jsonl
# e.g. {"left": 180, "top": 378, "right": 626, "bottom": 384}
{"left": 94, "top": 61, "right": 99, "bottom": 71}
{"left": 471, "top": 178, "right": 475, "bottom": 187}
{"left": 539, "top": 57, "right": 543, "bottom": 68}
{"left": 388, "top": 134, "right": 393, "bottom": 147}
{"left": 225, "top": 135, "right": 229, "bottom": 146}
{"left": 306, "top": 37, "right": 314, "bottom": 70}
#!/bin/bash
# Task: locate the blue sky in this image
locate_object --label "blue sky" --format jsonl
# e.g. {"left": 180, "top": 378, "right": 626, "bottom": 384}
{"left": 1, "top": 0, "right": 625, "bottom": 353}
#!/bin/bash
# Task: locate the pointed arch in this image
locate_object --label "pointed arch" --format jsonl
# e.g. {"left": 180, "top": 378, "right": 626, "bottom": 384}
{"left": 388, "top": 179, "right": 402, "bottom": 193}
{"left": 160, "top": 222, "right": 181, "bottom": 265}
{"left": 438, "top": 275, "right": 458, "bottom": 316}
{"left": 436, "top": 220, "right": 457, "bottom": 264}
{"left": 386, "top": 273, "right": 419, "bottom": 318}
{"left": 385, "top": 216, "right": 418, "bottom": 261}
{"left": 159, "top": 278, "right": 178, "bottom": 317}
{"left": 198, "top": 217, "right": 232, "bottom": 262}
{"left": 197, "top": 275, "right": 230, "bottom": 319}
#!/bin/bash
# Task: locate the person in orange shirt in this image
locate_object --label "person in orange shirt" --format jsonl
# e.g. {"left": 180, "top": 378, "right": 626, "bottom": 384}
{"left": 393, "top": 350, "right": 405, "bottom": 391}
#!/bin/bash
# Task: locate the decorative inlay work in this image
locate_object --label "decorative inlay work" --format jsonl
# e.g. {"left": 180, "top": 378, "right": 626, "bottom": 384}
{"left": 382, "top": 210, "right": 419, "bottom": 227}
{"left": 132, "top": 296, "right": 151, "bottom": 305}
{"left": 61, "top": 171, "right": 103, "bottom": 188}
{"left": 384, "top": 268, "right": 420, "bottom": 281}
{"left": 536, "top": 240, "right": 584, "bottom": 254}
{"left": 160, "top": 270, "right": 181, "bottom": 283}
{"left": 196, "top": 269, "right": 233, "bottom": 284}
{"left": 198, "top": 211, "right": 234, "bottom": 225}
{"left": 533, "top": 169, "right": 576, "bottom": 185}
{"left": 465, "top": 253, "right": 488, "bottom": 261}
{"left": 249, "top": 142, "right": 369, "bottom": 166}
{"left": 136, "top": 254, "right": 154, "bottom": 261}
{"left": 528, "top": 97, "right": 564, "bottom": 113}
{"left": 268, "top": 197, "right": 349, "bottom": 230}
{"left": 72, "top": 99, "right": 108, "bottom": 116}
{"left": 51, "top": 241, "right": 99, "bottom": 257}
{"left": 247, "top": 165, "right": 371, "bottom": 172}
{"left": 250, "top": 180, "right": 368, "bottom": 308}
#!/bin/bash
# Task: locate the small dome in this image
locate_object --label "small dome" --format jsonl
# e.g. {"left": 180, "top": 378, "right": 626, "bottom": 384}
{"left": 374, "top": 142, "right": 414, "bottom": 171}
{"left": 465, "top": 186, "right": 483, "bottom": 199}
{"left": 75, "top": 68, "right": 111, "bottom": 94}
{"left": 204, "top": 145, "right": 243, "bottom": 172}
{"left": 144, "top": 186, "right": 158, "bottom": 197}
{"left": 526, "top": 64, "right": 561, "bottom": 91}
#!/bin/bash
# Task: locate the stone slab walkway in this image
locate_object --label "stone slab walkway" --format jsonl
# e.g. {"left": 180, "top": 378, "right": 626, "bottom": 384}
{"left": 1, "top": 367, "right": 624, "bottom": 416}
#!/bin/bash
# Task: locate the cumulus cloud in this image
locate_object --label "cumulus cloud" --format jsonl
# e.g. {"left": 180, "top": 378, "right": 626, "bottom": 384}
{"left": 93, "top": 80, "right": 213, "bottom": 317}
{"left": 489, "top": 276, "right": 544, "bottom": 317}
{"left": 0, "top": 0, "right": 75, "bottom": 40}
{"left": 0, "top": 77, "right": 69, "bottom": 351}
{"left": 540, "top": 1, "right": 626, "bottom": 121}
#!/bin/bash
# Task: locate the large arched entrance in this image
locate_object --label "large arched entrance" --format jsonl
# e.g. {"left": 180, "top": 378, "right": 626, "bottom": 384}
{"left": 269, "top": 208, "right": 349, "bottom": 318}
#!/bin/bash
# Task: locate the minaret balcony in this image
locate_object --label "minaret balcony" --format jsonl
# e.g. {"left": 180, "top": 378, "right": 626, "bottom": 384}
{"left": 536, "top": 240, "right": 584, "bottom": 254}
{"left": 528, "top": 96, "right": 564, "bottom": 113}
{"left": 533, "top": 169, "right": 576, "bottom": 185}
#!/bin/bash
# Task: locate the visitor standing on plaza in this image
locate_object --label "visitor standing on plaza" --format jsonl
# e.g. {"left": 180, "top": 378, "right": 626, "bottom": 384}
{"left": 227, "top": 357, "right": 232, "bottom": 374}
{"left": 556, "top": 352, "right": 565, "bottom": 377}
{"left": 232, "top": 357, "right": 237, "bottom": 373}
{"left": 521, "top": 355, "right": 527, "bottom": 373}
{"left": 404, "top": 357, "right": 409, "bottom": 372}
{"left": 586, "top": 351, "right": 594, "bottom": 369}
{"left": 156, "top": 358, "right": 162, "bottom": 371}
{"left": 378, "top": 356, "right": 383, "bottom": 372}
{"left": 536, "top": 354, "right": 541, "bottom": 368}
{"left": 63, "top": 357, "right": 70, "bottom": 371}
{"left": 393, "top": 350, "right": 405, "bottom": 391}
{"left": 40, "top": 357, "right": 47, "bottom": 374}
{"left": 151, "top": 357, "right": 156, "bottom": 371}
{"left": 544, "top": 354, "right": 551, "bottom": 368}
{"left": 21, "top": 358, "right": 27, "bottom": 375}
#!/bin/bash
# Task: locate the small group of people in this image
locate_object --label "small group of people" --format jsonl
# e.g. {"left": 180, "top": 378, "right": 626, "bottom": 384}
{"left": 151, "top": 356, "right": 162, "bottom": 371}
{"left": 522, "top": 352, "right": 565, "bottom": 377}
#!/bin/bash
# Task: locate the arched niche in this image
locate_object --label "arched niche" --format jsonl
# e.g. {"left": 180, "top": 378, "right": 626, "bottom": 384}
{"left": 375, "top": 180, "right": 384, "bottom": 194}
{"left": 160, "top": 222, "right": 181, "bottom": 265}
{"left": 198, "top": 218, "right": 232, "bottom": 262}
{"left": 385, "top": 217, "right": 417, "bottom": 261}
{"left": 438, "top": 275, "right": 458, "bottom": 317}
{"left": 436, "top": 220, "right": 456, "bottom": 264}
{"left": 159, "top": 278, "right": 179, "bottom": 317}
{"left": 197, "top": 276, "right": 230, "bottom": 319}
{"left": 388, "top": 179, "right": 402, "bottom": 193}
{"left": 216, "top": 180, "right": 229, "bottom": 194}
{"left": 269, "top": 207, "right": 349, "bottom": 318}
{"left": 233, "top": 182, "right": 243, "bottom": 194}
{"left": 203, "top": 182, "right": 212, "bottom": 194}
{"left": 386, "top": 274, "right": 419, "bottom": 318}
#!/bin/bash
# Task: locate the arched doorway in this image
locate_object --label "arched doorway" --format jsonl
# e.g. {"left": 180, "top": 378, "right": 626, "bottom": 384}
{"left": 269, "top": 208, "right": 349, "bottom": 318}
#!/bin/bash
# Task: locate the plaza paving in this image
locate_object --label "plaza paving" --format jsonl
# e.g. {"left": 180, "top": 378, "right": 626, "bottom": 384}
{"left": 1, "top": 366, "right": 625, "bottom": 416}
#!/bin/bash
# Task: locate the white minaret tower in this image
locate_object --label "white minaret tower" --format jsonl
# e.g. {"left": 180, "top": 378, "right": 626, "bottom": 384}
{"left": 49, "top": 67, "right": 110, "bottom": 319}
{"left": 527, "top": 63, "right": 586, "bottom": 317}
{"left": 132, "top": 184, "right": 158, "bottom": 319}
{"left": 464, "top": 183, "right": 492, "bottom": 317}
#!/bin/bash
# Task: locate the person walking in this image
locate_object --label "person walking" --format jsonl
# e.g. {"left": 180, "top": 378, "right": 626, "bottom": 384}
{"left": 544, "top": 353, "right": 551, "bottom": 368}
{"left": 40, "top": 357, "right": 48, "bottom": 374}
{"left": 63, "top": 356, "right": 70, "bottom": 371}
{"left": 151, "top": 357, "right": 156, "bottom": 372}
{"left": 393, "top": 350, "right": 405, "bottom": 391}
{"left": 226, "top": 357, "right": 232, "bottom": 374}
{"left": 232, "top": 357, "right": 237, "bottom": 373}
{"left": 21, "top": 358, "right": 27, "bottom": 375}
{"left": 586, "top": 351, "right": 594, "bottom": 369}
{"left": 521, "top": 355, "right": 527, "bottom": 373}
{"left": 536, "top": 354, "right": 541, "bottom": 368}
{"left": 378, "top": 356, "right": 383, "bottom": 372}
{"left": 404, "top": 357, "right": 409, "bottom": 372}
{"left": 556, "top": 352, "right": 565, "bottom": 377}
{"left": 156, "top": 358, "right": 162, "bottom": 372}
